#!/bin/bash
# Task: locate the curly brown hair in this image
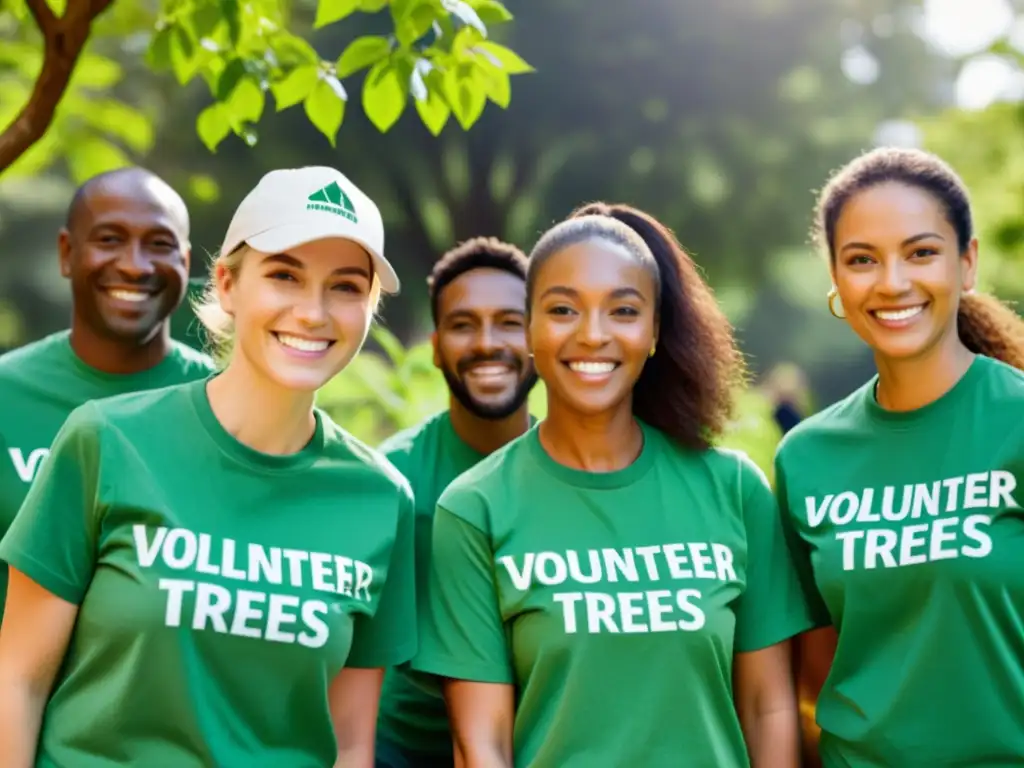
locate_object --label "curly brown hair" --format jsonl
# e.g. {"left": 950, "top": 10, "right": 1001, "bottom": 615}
{"left": 958, "top": 292, "right": 1024, "bottom": 369}
{"left": 526, "top": 201, "right": 746, "bottom": 450}
{"left": 815, "top": 147, "right": 1024, "bottom": 370}
{"left": 427, "top": 236, "right": 528, "bottom": 325}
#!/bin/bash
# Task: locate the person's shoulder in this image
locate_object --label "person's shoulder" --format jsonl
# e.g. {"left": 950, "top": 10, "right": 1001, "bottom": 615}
{"left": 0, "top": 331, "right": 70, "bottom": 380}
{"left": 447, "top": 430, "right": 531, "bottom": 495}
{"left": 701, "top": 445, "right": 772, "bottom": 489}
{"left": 647, "top": 426, "right": 768, "bottom": 485}
{"left": 435, "top": 430, "right": 533, "bottom": 530}
{"left": 166, "top": 340, "right": 217, "bottom": 379}
{"left": 976, "top": 355, "right": 1024, "bottom": 400}
{"left": 775, "top": 379, "right": 873, "bottom": 461}
{"left": 50, "top": 390, "right": 142, "bottom": 449}
{"left": 87, "top": 380, "right": 196, "bottom": 426}
{"left": 318, "top": 413, "right": 413, "bottom": 499}
{"left": 376, "top": 411, "right": 446, "bottom": 464}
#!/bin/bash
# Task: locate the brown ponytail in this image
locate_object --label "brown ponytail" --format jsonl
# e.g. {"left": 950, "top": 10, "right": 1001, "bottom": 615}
{"left": 958, "top": 292, "right": 1024, "bottom": 371}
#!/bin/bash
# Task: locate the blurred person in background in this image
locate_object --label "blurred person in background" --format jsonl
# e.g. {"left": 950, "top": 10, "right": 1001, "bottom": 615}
{"left": 759, "top": 363, "right": 811, "bottom": 435}
{"left": 775, "top": 147, "right": 1024, "bottom": 767}
{"left": 411, "top": 202, "right": 812, "bottom": 768}
{"left": 0, "top": 167, "right": 214, "bottom": 629}
{"left": 375, "top": 237, "right": 538, "bottom": 768}
{"left": 0, "top": 167, "right": 416, "bottom": 767}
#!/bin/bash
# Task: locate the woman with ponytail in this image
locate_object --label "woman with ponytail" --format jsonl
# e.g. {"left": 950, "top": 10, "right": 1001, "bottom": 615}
{"left": 776, "top": 147, "right": 1024, "bottom": 767}
{"left": 410, "top": 202, "right": 813, "bottom": 767}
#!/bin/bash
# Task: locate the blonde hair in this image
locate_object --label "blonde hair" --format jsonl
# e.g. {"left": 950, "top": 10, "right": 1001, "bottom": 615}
{"left": 192, "top": 244, "right": 383, "bottom": 368}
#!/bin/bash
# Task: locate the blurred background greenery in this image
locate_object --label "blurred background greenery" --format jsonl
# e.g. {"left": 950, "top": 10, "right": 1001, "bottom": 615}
{"left": 3, "top": 0, "right": 1024, "bottom": 472}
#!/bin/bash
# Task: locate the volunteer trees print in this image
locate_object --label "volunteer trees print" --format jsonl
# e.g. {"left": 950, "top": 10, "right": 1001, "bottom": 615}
{"left": 134, "top": 523, "right": 375, "bottom": 647}
{"left": 803, "top": 470, "right": 1018, "bottom": 571}
{"left": 500, "top": 543, "right": 739, "bottom": 634}
{"left": 0, "top": 0, "right": 529, "bottom": 181}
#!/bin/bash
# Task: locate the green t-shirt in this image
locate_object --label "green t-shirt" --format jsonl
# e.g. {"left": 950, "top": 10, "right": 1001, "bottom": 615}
{"left": 0, "top": 379, "right": 417, "bottom": 767}
{"left": 775, "top": 354, "right": 1024, "bottom": 767}
{"left": 0, "top": 330, "right": 215, "bottom": 625}
{"left": 376, "top": 411, "right": 488, "bottom": 760}
{"left": 412, "top": 420, "right": 814, "bottom": 768}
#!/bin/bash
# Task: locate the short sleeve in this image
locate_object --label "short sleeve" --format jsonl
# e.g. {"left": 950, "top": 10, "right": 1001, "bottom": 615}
{"left": 0, "top": 402, "right": 104, "bottom": 604}
{"left": 346, "top": 484, "right": 418, "bottom": 668}
{"left": 379, "top": 443, "right": 410, "bottom": 480}
{"left": 773, "top": 453, "right": 832, "bottom": 628}
{"left": 733, "top": 454, "right": 818, "bottom": 653}
{"left": 410, "top": 504, "right": 513, "bottom": 684}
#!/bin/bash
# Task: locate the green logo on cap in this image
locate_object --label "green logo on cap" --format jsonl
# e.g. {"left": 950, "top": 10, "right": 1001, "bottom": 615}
{"left": 306, "top": 181, "right": 358, "bottom": 223}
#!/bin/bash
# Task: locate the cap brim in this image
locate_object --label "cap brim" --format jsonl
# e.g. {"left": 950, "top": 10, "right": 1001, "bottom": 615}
{"left": 242, "top": 222, "right": 399, "bottom": 294}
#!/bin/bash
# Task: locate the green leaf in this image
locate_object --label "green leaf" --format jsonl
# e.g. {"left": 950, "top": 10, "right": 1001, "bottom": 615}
{"left": 323, "top": 74, "right": 349, "bottom": 101}
{"left": 336, "top": 36, "right": 391, "bottom": 77}
{"left": 4, "top": 0, "right": 28, "bottom": 21}
{"left": 451, "top": 24, "right": 485, "bottom": 59}
{"left": 226, "top": 77, "right": 265, "bottom": 125}
{"left": 444, "top": 65, "right": 486, "bottom": 130}
{"left": 304, "top": 77, "right": 346, "bottom": 146}
{"left": 431, "top": 14, "right": 456, "bottom": 43}
{"left": 220, "top": 0, "right": 242, "bottom": 45}
{"left": 70, "top": 54, "right": 122, "bottom": 89}
{"left": 363, "top": 58, "right": 406, "bottom": 132}
{"left": 216, "top": 58, "right": 246, "bottom": 100}
{"left": 415, "top": 86, "right": 450, "bottom": 136}
{"left": 359, "top": 0, "right": 389, "bottom": 10}
{"left": 475, "top": 41, "right": 533, "bottom": 74}
{"left": 393, "top": 0, "right": 437, "bottom": 47}
{"left": 199, "top": 59, "right": 223, "bottom": 93}
{"left": 444, "top": 0, "right": 486, "bottom": 35}
{"left": 190, "top": 3, "right": 224, "bottom": 39}
{"left": 314, "top": 0, "right": 359, "bottom": 28}
{"left": 469, "top": 0, "right": 512, "bottom": 24}
{"left": 196, "top": 103, "right": 232, "bottom": 151}
{"left": 271, "top": 34, "right": 321, "bottom": 68}
{"left": 66, "top": 137, "right": 131, "bottom": 184}
{"left": 271, "top": 65, "right": 319, "bottom": 111}
{"left": 81, "top": 100, "right": 155, "bottom": 153}
{"left": 188, "top": 173, "right": 221, "bottom": 203}
{"left": 170, "top": 25, "right": 199, "bottom": 84}
{"left": 146, "top": 27, "right": 174, "bottom": 71}
{"left": 478, "top": 62, "right": 510, "bottom": 107}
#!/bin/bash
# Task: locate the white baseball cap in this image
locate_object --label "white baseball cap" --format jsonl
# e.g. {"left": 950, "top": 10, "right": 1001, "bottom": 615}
{"left": 220, "top": 166, "right": 399, "bottom": 294}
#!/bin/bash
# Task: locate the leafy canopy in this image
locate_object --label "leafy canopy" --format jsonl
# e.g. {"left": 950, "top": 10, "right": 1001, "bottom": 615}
{"left": 0, "top": 0, "right": 532, "bottom": 182}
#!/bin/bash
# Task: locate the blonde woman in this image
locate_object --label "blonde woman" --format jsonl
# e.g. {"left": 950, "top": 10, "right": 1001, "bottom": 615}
{"left": 0, "top": 166, "right": 416, "bottom": 767}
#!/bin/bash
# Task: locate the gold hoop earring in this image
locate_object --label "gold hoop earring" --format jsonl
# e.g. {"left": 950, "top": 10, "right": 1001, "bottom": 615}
{"left": 827, "top": 288, "right": 845, "bottom": 319}
{"left": 649, "top": 345, "right": 656, "bottom": 358}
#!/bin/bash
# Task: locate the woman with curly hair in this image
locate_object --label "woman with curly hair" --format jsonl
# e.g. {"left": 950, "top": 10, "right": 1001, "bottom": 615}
{"left": 777, "top": 147, "right": 1024, "bottom": 767}
{"left": 411, "top": 202, "right": 814, "bottom": 767}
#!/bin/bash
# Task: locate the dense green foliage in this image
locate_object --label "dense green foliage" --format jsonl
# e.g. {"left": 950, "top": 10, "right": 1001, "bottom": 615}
{"left": 0, "top": 0, "right": 530, "bottom": 180}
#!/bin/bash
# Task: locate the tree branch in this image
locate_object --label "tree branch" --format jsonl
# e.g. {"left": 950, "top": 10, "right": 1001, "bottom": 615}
{"left": 0, "top": 0, "right": 115, "bottom": 173}
{"left": 24, "top": 0, "right": 57, "bottom": 37}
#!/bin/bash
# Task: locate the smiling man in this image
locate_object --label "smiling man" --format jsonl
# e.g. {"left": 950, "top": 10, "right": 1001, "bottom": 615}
{"left": 375, "top": 237, "right": 538, "bottom": 768}
{"left": 0, "top": 167, "right": 215, "bottom": 626}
